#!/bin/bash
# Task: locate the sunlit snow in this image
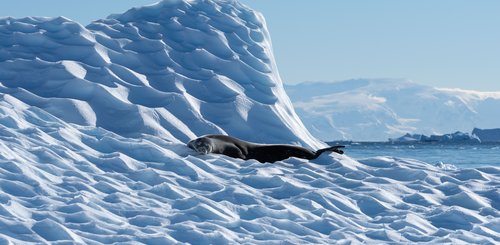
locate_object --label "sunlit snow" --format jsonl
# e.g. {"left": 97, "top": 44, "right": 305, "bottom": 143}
{"left": 0, "top": 0, "right": 498, "bottom": 244}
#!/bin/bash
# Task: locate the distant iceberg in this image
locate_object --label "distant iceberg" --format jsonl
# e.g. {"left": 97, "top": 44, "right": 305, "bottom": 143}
{"left": 472, "top": 128, "right": 500, "bottom": 142}
{"left": 390, "top": 131, "right": 481, "bottom": 143}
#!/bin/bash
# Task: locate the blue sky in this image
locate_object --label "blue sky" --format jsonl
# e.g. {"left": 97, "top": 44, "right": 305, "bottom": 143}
{"left": 1, "top": 0, "right": 499, "bottom": 91}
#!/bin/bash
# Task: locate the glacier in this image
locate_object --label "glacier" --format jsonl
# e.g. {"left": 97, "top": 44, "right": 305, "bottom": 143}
{"left": 0, "top": 0, "right": 499, "bottom": 244}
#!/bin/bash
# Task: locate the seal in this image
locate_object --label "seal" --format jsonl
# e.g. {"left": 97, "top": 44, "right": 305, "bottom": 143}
{"left": 187, "top": 134, "right": 344, "bottom": 163}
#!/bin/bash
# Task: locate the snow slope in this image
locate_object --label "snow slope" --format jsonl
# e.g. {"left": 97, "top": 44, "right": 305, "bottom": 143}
{"left": 285, "top": 79, "right": 500, "bottom": 141}
{"left": 0, "top": 95, "right": 499, "bottom": 244}
{"left": 0, "top": 1, "right": 499, "bottom": 244}
{"left": 0, "top": 0, "right": 320, "bottom": 148}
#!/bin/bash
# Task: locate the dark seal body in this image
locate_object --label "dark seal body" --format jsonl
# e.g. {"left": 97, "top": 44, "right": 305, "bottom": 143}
{"left": 187, "top": 134, "right": 344, "bottom": 163}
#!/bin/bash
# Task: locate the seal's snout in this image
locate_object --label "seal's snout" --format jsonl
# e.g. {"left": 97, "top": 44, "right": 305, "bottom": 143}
{"left": 187, "top": 138, "right": 211, "bottom": 154}
{"left": 196, "top": 140, "right": 210, "bottom": 154}
{"left": 199, "top": 147, "right": 209, "bottom": 154}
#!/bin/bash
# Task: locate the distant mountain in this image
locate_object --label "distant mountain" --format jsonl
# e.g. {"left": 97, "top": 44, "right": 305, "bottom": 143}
{"left": 285, "top": 79, "right": 500, "bottom": 141}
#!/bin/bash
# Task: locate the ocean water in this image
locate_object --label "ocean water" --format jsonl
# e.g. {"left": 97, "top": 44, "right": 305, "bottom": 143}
{"left": 336, "top": 142, "right": 500, "bottom": 168}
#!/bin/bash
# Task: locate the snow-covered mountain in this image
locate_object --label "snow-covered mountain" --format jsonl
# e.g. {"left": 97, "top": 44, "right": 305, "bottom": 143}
{"left": 285, "top": 79, "right": 500, "bottom": 141}
{"left": 0, "top": 1, "right": 498, "bottom": 244}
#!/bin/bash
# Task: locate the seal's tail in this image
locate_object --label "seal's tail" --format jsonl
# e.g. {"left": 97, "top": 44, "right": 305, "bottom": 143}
{"left": 315, "top": 145, "right": 345, "bottom": 158}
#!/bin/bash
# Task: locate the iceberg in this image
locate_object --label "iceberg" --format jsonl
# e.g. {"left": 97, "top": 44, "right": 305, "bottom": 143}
{"left": 390, "top": 131, "right": 481, "bottom": 144}
{"left": 473, "top": 128, "right": 500, "bottom": 142}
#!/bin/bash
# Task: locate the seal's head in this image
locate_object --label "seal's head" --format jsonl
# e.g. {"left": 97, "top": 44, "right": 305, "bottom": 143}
{"left": 187, "top": 137, "right": 212, "bottom": 154}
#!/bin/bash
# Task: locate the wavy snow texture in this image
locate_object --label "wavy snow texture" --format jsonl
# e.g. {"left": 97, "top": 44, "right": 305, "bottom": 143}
{"left": 0, "top": 95, "right": 499, "bottom": 244}
{"left": 0, "top": 0, "right": 321, "bottom": 148}
{"left": 1, "top": 1, "right": 499, "bottom": 244}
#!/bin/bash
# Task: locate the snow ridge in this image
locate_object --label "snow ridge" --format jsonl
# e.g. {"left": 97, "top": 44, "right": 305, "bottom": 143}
{"left": 0, "top": 0, "right": 320, "bottom": 148}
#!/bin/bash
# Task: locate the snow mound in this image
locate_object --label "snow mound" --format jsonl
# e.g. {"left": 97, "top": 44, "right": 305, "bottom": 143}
{"left": 0, "top": 0, "right": 319, "bottom": 148}
{"left": 0, "top": 95, "right": 498, "bottom": 244}
{"left": 285, "top": 79, "right": 500, "bottom": 141}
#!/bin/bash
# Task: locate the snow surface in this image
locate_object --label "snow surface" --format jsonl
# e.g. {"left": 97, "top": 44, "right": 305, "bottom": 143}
{"left": 0, "top": 95, "right": 499, "bottom": 244}
{"left": 0, "top": 0, "right": 499, "bottom": 244}
{"left": 285, "top": 79, "right": 500, "bottom": 141}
